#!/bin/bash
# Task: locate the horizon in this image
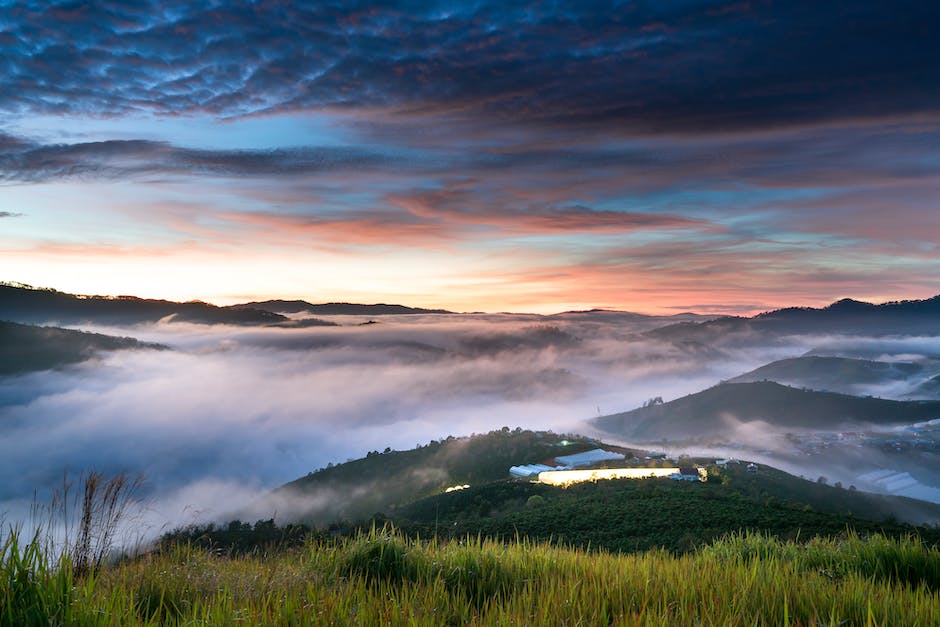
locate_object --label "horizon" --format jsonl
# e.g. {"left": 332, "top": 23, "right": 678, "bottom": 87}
{"left": 5, "top": 278, "right": 936, "bottom": 318}
{"left": 2, "top": 2, "right": 940, "bottom": 315}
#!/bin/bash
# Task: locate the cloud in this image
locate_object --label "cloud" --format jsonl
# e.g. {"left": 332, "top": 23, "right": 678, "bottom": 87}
{"left": 0, "top": 212, "right": 23, "bottom": 218}
{"left": 0, "top": 135, "right": 390, "bottom": 182}
{"left": 2, "top": 1, "right": 938, "bottom": 133}
{"left": 385, "top": 183, "right": 709, "bottom": 234}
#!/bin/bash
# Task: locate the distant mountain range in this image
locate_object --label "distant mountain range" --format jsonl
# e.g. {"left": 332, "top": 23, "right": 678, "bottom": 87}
{"left": 647, "top": 296, "right": 940, "bottom": 346}
{"left": 234, "top": 299, "right": 453, "bottom": 316}
{"left": 7, "top": 282, "right": 940, "bottom": 335}
{"left": 593, "top": 381, "right": 940, "bottom": 441}
{"left": 0, "top": 284, "right": 459, "bottom": 326}
{"left": 0, "top": 320, "right": 165, "bottom": 375}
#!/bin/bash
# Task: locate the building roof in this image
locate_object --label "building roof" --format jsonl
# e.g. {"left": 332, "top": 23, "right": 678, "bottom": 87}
{"left": 554, "top": 448, "right": 625, "bottom": 468}
{"left": 509, "top": 463, "right": 557, "bottom": 477}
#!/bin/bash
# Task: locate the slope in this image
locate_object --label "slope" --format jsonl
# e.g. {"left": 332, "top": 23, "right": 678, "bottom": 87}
{"left": 592, "top": 381, "right": 940, "bottom": 441}
{"left": 267, "top": 429, "right": 611, "bottom": 524}
{"left": 729, "top": 355, "right": 925, "bottom": 394}
{"left": 394, "top": 462, "right": 940, "bottom": 552}
{"left": 0, "top": 320, "right": 166, "bottom": 375}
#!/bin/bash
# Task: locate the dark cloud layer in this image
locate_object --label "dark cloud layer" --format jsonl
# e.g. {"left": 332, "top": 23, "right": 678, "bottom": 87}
{"left": 2, "top": 1, "right": 938, "bottom": 132}
{"left": 0, "top": 132, "right": 388, "bottom": 182}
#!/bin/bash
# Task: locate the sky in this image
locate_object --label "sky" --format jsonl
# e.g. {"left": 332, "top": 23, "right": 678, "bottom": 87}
{"left": 2, "top": 0, "right": 940, "bottom": 314}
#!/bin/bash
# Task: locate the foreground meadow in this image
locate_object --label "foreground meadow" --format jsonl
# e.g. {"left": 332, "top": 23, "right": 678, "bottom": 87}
{"left": 3, "top": 529, "right": 940, "bottom": 625}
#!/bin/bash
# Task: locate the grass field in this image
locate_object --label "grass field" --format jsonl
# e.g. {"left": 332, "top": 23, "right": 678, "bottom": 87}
{"left": 3, "top": 527, "right": 940, "bottom": 625}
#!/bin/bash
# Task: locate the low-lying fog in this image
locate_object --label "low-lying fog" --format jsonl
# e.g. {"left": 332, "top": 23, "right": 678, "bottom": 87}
{"left": 3, "top": 313, "right": 939, "bottom": 534}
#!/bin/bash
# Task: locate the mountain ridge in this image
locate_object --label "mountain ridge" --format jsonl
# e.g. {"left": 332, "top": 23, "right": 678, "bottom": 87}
{"left": 592, "top": 381, "right": 940, "bottom": 441}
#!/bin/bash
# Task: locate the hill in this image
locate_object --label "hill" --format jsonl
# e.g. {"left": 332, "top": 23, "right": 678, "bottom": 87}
{"left": 0, "top": 283, "right": 286, "bottom": 326}
{"left": 910, "top": 374, "right": 940, "bottom": 399}
{"left": 729, "top": 356, "right": 926, "bottom": 394}
{"left": 646, "top": 294, "right": 940, "bottom": 346}
{"left": 0, "top": 320, "right": 166, "bottom": 375}
{"left": 233, "top": 299, "right": 453, "bottom": 316}
{"left": 593, "top": 381, "right": 940, "bottom": 441}
{"left": 265, "top": 429, "right": 607, "bottom": 524}
{"left": 261, "top": 428, "right": 940, "bottom": 543}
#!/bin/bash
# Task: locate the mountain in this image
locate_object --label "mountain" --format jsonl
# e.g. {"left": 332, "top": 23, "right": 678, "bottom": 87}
{"left": 728, "top": 356, "right": 927, "bottom": 395}
{"left": 234, "top": 299, "right": 453, "bottom": 316}
{"left": 0, "top": 283, "right": 286, "bottom": 326}
{"left": 0, "top": 320, "right": 166, "bottom": 375}
{"left": 592, "top": 381, "right": 940, "bottom": 441}
{"left": 646, "top": 295, "right": 940, "bottom": 346}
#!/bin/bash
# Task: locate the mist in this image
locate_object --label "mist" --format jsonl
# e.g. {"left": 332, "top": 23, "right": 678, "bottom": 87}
{"left": 3, "top": 313, "right": 939, "bottom": 533}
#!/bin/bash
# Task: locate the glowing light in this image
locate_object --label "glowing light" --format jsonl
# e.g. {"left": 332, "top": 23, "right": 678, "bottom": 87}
{"left": 537, "top": 467, "right": 707, "bottom": 486}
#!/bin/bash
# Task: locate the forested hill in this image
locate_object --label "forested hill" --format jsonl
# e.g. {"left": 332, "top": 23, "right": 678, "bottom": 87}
{"left": 0, "top": 320, "right": 166, "bottom": 375}
{"left": 728, "top": 356, "right": 925, "bottom": 394}
{"left": 593, "top": 381, "right": 940, "bottom": 441}
{"left": 192, "top": 429, "right": 940, "bottom": 555}
{"left": 269, "top": 429, "right": 612, "bottom": 524}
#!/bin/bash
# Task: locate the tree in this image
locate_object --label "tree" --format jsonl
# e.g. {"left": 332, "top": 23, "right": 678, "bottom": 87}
{"left": 526, "top": 495, "right": 546, "bottom": 509}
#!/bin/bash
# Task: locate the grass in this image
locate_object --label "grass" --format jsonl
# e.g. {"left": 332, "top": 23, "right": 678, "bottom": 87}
{"left": 3, "top": 526, "right": 940, "bottom": 625}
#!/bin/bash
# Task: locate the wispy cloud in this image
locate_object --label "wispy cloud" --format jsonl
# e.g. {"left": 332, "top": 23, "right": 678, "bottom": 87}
{"left": 0, "top": 134, "right": 390, "bottom": 182}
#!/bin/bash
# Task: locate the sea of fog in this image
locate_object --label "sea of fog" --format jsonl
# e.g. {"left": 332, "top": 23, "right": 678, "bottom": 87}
{"left": 2, "top": 313, "right": 936, "bottom": 535}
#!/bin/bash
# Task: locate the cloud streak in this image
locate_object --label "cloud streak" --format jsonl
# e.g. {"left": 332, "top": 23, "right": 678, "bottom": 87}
{"left": 0, "top": 134, "right": 389, "bottom": 182}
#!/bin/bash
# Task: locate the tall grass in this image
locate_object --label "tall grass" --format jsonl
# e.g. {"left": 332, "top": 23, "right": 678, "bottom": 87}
{"left": 28, "top": 470, "right": 145, "bottom": 577}
{"left": 3, "top": 526, "right": 940, "bottom": 625}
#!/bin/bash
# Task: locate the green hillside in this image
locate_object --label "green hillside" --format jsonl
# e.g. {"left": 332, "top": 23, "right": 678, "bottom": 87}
{"left": 0, "top": 320, "right": 166, "bottom": 375}
{"left": 593, "top": 381, "right": 940, "bottom": 441}
{"left": 250, "top": 429, "right": 940, "bottom": 552}
{"left": 273, "top": 429, "right": 610, "bottom": 524}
